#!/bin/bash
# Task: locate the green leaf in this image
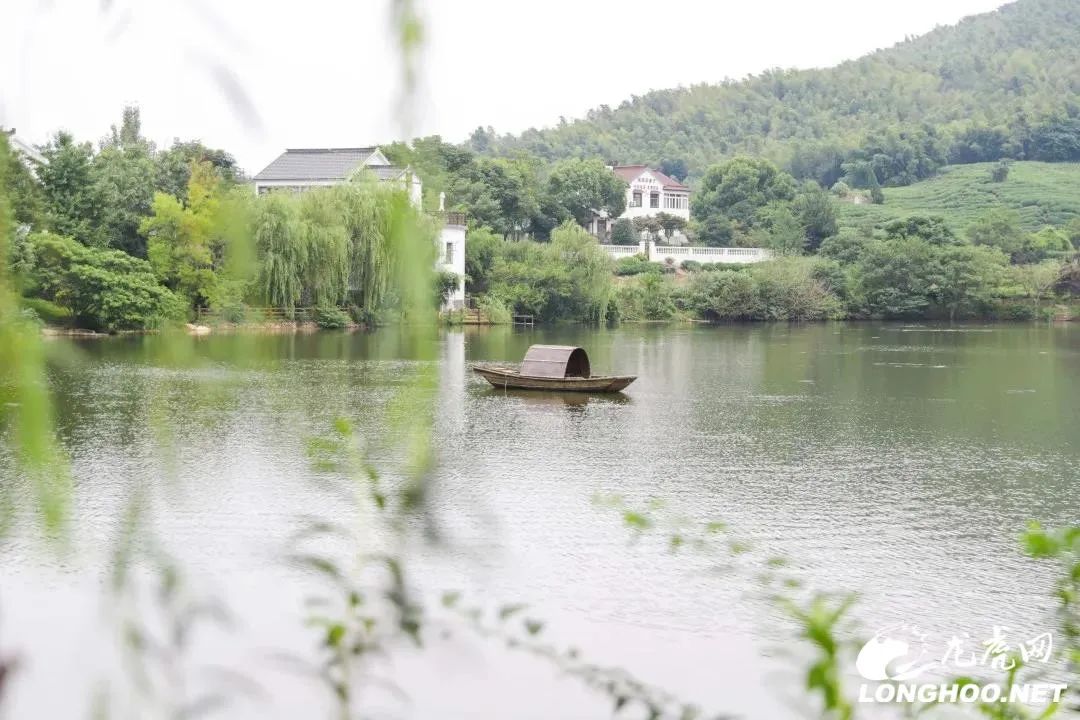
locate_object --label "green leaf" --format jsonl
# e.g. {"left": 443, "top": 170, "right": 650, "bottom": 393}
{"left": 729, "top": 540, "right": 751, "bottom": 554}
{"left": 498, "top": 603, "right": 527, "bottom": 621}
{"left": 325, "top": 623, "right": 346, "bottom": 648}
{"left": 332, "top": 417, "right": 352, "bottom": 436}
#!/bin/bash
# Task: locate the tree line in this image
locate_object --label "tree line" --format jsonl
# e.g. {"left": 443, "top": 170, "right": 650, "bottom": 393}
{"left": 384, "top": 137, "right": 625, "bottom": 240}
{"left": 4, "top": 109, "right": 438, "bottom": 331}
{"left": 6, "top": 105, "right": 1080, "bottom": 332}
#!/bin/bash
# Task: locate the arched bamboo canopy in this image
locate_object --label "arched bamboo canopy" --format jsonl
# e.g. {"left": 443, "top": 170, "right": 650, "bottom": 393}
{"left": 520, "top": 345, "right": 591, "bottom": 379}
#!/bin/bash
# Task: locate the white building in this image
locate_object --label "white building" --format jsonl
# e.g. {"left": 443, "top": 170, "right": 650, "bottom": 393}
{"left": 437, "top": 210, "right": 467, "bottom": 308}
{"left": 3, "top": 128, "right": 47, "bottom": 176}
{"left": 252, "top": 147, "right": 465, "bottom": 309}
{"left": 586, "top": 164, "right": 691, "bottom": 242}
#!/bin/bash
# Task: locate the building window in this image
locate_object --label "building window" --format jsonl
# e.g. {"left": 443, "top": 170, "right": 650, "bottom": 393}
{"left": 650, "top": 192, "right": 660, "bottom": 208}
{"left": 631, "top": 191, "right": 642, "bottom": 208}
{"left": 664, "top": 194, "right": 689, "bottom": 209}
{"left": 445, "top": 241, "right": 454, "bottom": 264}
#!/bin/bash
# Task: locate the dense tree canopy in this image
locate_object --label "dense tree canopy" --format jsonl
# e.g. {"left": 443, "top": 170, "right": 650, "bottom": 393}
{"left": 546, "top": 158, "right": 627, "bottom": 225}
{"left": 20, "top": 232, "right": 183, "bottom": 330}
{"left": 387, "top": 137, "right": 627, "bottom": 240}
{"left": 38, "top": 132, "right": 101, "bottom": 244}
{"left": 692, "top": 157, "right": 796, "bottom": 232}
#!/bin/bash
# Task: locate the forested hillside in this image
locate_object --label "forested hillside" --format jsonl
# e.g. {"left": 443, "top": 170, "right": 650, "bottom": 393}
{"left": 471, "top": 0, "right": 1080, "bottom": 188}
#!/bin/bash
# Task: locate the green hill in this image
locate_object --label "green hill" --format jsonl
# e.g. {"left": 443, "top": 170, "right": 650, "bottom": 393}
{"left": 473, "top": 0, "right": 1080, "bottom": 187}
{"left": 835, "top": 161, "right": 1080, "bottom": 233}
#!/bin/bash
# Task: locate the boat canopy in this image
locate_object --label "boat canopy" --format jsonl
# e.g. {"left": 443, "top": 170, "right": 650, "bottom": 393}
{"left": 520, "top": 345, "right": 591, "bottom": 379}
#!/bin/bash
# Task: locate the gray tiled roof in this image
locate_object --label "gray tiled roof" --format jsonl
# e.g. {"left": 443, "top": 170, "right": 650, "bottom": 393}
{"left": 370, "top": 166, "right": 407, "bottom": 181}
{"left": 254, "top": 147, "right": 383, "bottom": 181}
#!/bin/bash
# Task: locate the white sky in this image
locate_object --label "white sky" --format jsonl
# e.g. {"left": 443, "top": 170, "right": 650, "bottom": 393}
{"left": 2, "top": 0, "right": 1007, "bottom": 175}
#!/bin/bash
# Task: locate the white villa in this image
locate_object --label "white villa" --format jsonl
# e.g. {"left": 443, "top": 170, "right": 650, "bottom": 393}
{"left": 586, "top": 164, "right": 691, "bottom": 242}
{"left": 252, "top": 147, "right": 465, "bottom": 309}
{"left": 583, "top": 162, "right": 771, "bottom": 266}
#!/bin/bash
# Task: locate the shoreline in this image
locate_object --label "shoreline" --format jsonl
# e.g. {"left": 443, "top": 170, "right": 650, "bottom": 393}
{"left": 39, "top": 314, "right": 1077, "bottom": 339}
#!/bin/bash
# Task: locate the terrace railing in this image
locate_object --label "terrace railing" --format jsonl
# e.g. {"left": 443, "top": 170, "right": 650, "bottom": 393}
{"left": 596, "top": 241, "right": 771, "bottom": 265}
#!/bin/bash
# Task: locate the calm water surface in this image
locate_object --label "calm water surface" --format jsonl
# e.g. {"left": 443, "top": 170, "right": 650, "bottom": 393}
{"left": 2, "top": 323, "right": 1078, "bottom": 719}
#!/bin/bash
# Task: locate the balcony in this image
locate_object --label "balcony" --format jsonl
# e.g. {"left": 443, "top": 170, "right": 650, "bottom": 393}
{"left": 429, "top": 210, "right": 467, "bottom": 227}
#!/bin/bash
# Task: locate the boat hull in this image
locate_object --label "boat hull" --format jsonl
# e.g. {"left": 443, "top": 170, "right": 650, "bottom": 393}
{"left": 472, "top": 366, "right": 636, "bottom": 393}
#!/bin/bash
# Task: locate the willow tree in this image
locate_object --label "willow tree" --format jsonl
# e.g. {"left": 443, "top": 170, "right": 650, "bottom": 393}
{"left": 298, "top": 189, "right": 349, "bottom": 306}
{"left": 550, "top": 220, "right": 615, "bottom": 323}
{"left": 252, "top": 192, "right": 305, "bottom": 313}
{"left": 336, "top": 181, "right": 435, "bottom": 314}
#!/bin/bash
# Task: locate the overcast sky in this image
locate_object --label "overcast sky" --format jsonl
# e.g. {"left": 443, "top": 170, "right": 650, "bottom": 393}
{"left": 3, "top": 0, "right": 1007, "bottom": 174}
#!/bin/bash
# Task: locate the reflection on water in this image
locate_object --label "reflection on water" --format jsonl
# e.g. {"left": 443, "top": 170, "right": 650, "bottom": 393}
{"left": 475, "top": 387, "right": 631, "bottom": 409}
{"left": 1, "top": 322, "right": 1078, "bottom": 719}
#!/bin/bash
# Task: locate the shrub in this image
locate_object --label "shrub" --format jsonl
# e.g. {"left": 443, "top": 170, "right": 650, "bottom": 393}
{"left": 992, "top": 302, "right": 1036, "bottom": 321}
{"left": 696, "top": 262, "right": 752, "bottom": 273}
{"left": 680, "top": 260, "right": 702, "bottom": 272}
{"left": 683, "top": 270, "right": 763, "bottom": 321}
{"left": 215, "top": 302, "right": 248, "bottom": 324}
{"left": 809, "top": 258, "right": 849, "bottom": 301}
{"left": 611, "top": 274, "right": 678, "bottom": 322}
{"left": 610, "top": 218, "right": 637, "bottom": 245}
{"left": 991, "top": 159, "right": 1011, "bottom": 183}
{"left": 749, "top": 258, "right": 844, "bottom": 320}
{"left": 347, "top": 305, "right": 378, "bottom": 327}
{"left": 19, "top": 307, "right": 43, "bottom": 328}
{"left": 19, "top": 296, "right": 73, "bottom": 326}
{"left": 680, "top": 258, "right": 843, "bottom": 321}
{"left": 818, "top": 229, "right": 870, "bottom": 265}
{"left": 24, "top": 232, "right": 184, "bottom": 331}
{"left": 464, "top": 227, "right": 502, "bottom": 295}
{"left": 853, "top": 239, "right": 1008, "bottom": 320}
{"left": 487, "top": 222, "right": 614, "bottom": 323}
{"left": 614, "top": 255, "right": 659, "bottom": 276}
{"left": 314, "top": 305, "right": 351, "bottom": 329}
{"left": 433, "top": 270, "right": 459, "bottom": 307}
{"left": 477, "top": 295, "right": 511, "bottom": 324}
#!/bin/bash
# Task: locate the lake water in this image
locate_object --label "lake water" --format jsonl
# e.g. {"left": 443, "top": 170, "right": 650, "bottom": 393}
{"left": 2, "top": 323, "right": 1078, "bottom": 719}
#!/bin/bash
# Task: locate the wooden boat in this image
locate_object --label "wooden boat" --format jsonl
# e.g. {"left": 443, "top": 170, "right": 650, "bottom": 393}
{"left": 472, "top": 345, "right": 636, "bottom": 393}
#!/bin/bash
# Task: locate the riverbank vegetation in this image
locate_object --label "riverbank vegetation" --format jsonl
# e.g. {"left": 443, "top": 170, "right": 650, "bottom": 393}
{"left": 4, "top": 110, "right": 442, "bottom": 332}
{"left": 460, "top": 153, "right": 1078, "bottom": 323}
{"left": 6, "top": 112, "right": 1079, "bottom": 331}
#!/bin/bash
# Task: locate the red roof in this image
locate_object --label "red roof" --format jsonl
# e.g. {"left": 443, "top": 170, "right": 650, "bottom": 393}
{"left": 613, "top": 164, "right": 689, "bottom": 192}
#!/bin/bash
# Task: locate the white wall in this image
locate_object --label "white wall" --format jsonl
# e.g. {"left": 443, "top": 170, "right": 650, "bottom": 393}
{"left": 438, "top": 223, "right": 466, "bottom": 309}
{"left": 620, "top": 171, "right": 690, "bottom": 222}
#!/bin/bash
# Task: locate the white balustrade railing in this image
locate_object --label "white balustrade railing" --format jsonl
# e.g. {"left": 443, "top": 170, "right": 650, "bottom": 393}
{"left": 597, "top": 244, "right": 643, "bottom": 256}
{"left": 597, "top": 241, "right": 770, "bottom": 265}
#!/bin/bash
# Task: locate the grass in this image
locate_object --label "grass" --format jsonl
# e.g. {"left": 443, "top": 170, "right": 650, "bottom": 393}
{"left": 835, "top": 161, "right": 1080, "bottom": 234}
